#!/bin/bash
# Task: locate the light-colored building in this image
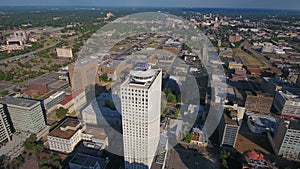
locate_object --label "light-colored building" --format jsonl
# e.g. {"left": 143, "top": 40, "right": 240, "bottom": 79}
{"left": 273, "top": 90, "right": 300, "bottom": 118}
{"left": 0, "top": 104, "right": 12, "bottom": 144}
{"left": 121, "top": 62, "right": 162, "bottom": 169}
{"left": 246, "top": 113, "right": 277, "bottom": 134}
{"left": 228, "top": 62, "right": 243, "bottom": 69}
{"left": 82, "top": 126, "right": 109, "bottom": 148}
{"left": 271, "top": 120, "right": 300, "bottom": 161}
{"left": 43, "top": 91, "right": 66, "bottom": 112}
{"left": 218, "top": 47, "right": 233, "bottom": 58}
{"left": 58, "top": 89, "right": 87, "bottom": 114}
{"left": 228, "top": 35, "right": 242, "bottom": 43}
{"left": 48, "top": 118, "right": 84, "bottom": 153}
{"left": 6, "top": 30, "right": 27, "bottom": 46}
{"left": 48, "top": 117, "right": 109, "bottom": 153}
{"left": 56, "top": 47, "right": 73, "bottom": 59}
{"left": 0, "top": 96, "right": 46, "bottom": 134}
{"left": 262, "top": 42, "right": 274, "bottom": 53}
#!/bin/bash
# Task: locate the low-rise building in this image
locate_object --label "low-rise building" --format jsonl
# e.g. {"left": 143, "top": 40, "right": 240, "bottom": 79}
{"left": 48, "top": 118, "right": 85, "bottom": 153}
{"left": 219, "top": 47, "right": 233, "bottom": 58}
{"left": 246, "top": 113, "right": 277, "bottom": 134}
{"left": 22, "top": 83, "right": 48, "bottom": 98}
{"left": 56, "top": 47, "right": 73, "bottom": 60}
{"left": 43, "top": 91, "right": 66, "bottom": 112}
{"left": 245, "top": 91, "right": 274, "bottom": 114}
{"left": 82, "top": 126, "right": 109, "bottom": 148}
{"left": 57, "top": 89, "right": 86, "bottom": 114}
{"left": 246, "top": 65, "right": 262, "bottom": 76}
{"left": 6, "top": 30, "right": 27, "bottom": 46}
{"left": 48, "top": 117, "right": 109, "bottom": 153}
{"left": 190, "top": 127, "right": 208, "bottom": 146}
{"left": 228, "top": 62, "right": 243, "bottom": 69}
{"left": 228, "top": 34, "right": 242, "bottom": 43}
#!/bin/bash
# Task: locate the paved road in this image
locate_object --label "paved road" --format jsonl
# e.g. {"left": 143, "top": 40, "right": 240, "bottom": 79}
{"left": 0, "top": 42, "right": 59, "bottom": 64}
{"left": 0, "top": 33, "right": 81, "bottom": 64}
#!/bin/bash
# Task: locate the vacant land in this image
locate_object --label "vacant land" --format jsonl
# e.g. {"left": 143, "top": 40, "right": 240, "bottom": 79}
{"left": 234, "top": 49, "right": 265, "bottom": 68}
{"left": 235, "top": 119, "right": 272, "bottom": 154}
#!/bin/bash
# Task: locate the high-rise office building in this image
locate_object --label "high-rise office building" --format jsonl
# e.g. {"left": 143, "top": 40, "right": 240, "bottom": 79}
{"left": 220, "top": 109, "right": 239, "bottom": 147}
{"left": 0, "top": 104, "right": 12, "bottom": 144}
{"left": 0, "top": 96, "right": 46, "bottom": 134}
{"left": 121, "top": 62, "right": 162, "bottom": 169}
{"left": 273, "top": 90, "right": 300, "bottom": 118}
{"left": 68, "top": 58, "right": 99, "bottom": 91}
{"left": 271, "top": 120, "right": 300, "bottom": 160}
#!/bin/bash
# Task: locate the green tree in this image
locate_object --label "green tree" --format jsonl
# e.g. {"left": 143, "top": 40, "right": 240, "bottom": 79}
{"left": 174, "top": 108, "right": 180, "bottom": 117}
{"left": 161, "top": 108, "right": 168, "bottom": 118}
{"left": 5, "top": 72, "right": 13, "bottom": 81}
{"left": 13, "top": 87, "right": 20, "bottom": 92}
{"left": 163, "top": 88, "right": 172, "bottom": 96}
{"left": 0, "top": 70, "right": 5, "bottom": 80}
{"left": 23, "top": 137, "right": 35, "bottom": 151}
{"left": 167, "top": 93, "right": 177, "bottom": 103}
{"left": 0, "top": 90, "right": 8, "bottom": 96}
{"left": 99, "top": 73, "right": 111, "bottom": 82}
{"left": 183, "top": 133, "right": 193, "bottom": 143}
{"left": 55, "top": 107, "right": 68, "bottom": 119}
{"left": 220, "top": 151, "right": 231, "bottom": 169}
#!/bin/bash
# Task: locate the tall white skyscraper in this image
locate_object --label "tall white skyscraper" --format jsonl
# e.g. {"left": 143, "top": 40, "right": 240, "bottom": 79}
{"left": 121, "top": 62, "right": 162, "bottom": 169}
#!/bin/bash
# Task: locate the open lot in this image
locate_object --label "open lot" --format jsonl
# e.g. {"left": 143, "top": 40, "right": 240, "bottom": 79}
{"left": 235, "top": 118, "right": 272, "bottom": 154}
{"left": 234, "top": 49, "right": 265, "bottom": 68}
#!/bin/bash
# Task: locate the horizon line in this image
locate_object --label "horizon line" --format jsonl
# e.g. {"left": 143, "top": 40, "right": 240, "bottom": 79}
{"left": 0, "top": 6, "right": 299, "bottom": 12}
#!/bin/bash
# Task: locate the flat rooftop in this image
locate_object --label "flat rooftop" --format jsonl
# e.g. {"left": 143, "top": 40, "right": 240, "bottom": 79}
{"left": 71, "top": 58, "right": 98, "bottom": 67}
{"left": 224, "top": 111, "right": 239, "bottom": 126}
{"left": 84, "top": 126, "right": 108, "bottom": 140}
{"left": 48, "top": 118, "right": 81, "bottom": 139}
{"left": 122, "top": 69, "right": 161, "bottom": 89}
{"left": 0, "top": 96, "right": 39, "bottom": 109}
{"left": 247, "top": 113, "right": 277, "bottom": 127}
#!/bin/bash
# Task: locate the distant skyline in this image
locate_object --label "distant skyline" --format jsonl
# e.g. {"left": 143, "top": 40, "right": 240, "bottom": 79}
{"left": 1, "top": 0, "right": 300, "bottom": 10}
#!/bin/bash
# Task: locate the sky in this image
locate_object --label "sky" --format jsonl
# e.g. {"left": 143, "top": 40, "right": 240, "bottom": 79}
{"left": 0, "top": 0, "right": 300, "bottom": 10}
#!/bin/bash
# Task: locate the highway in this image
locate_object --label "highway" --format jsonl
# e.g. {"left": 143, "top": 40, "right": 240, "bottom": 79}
{"left": 0, "top": 33, "right": 81, "bottom": 64}
{"left": 0, "top": 42, "right": 59, "bottom": 64}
